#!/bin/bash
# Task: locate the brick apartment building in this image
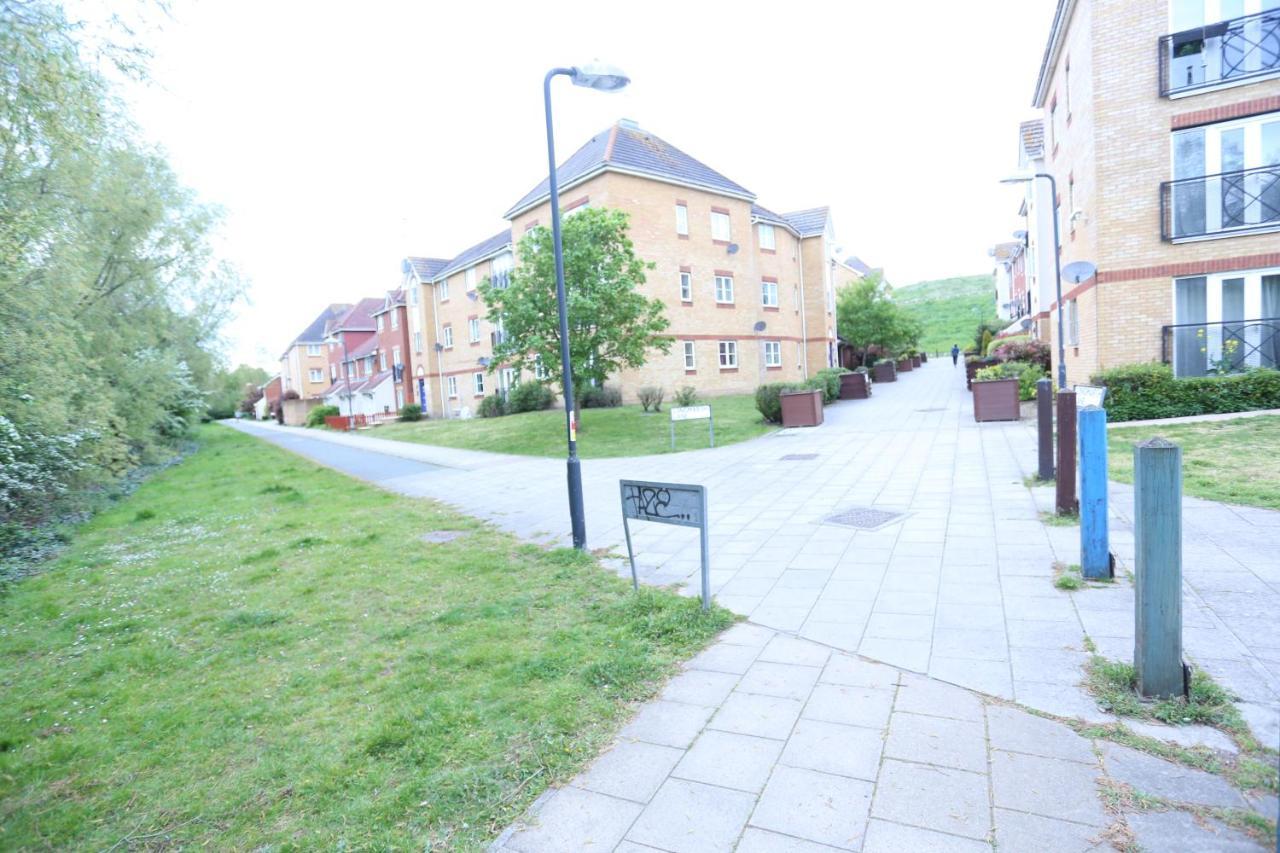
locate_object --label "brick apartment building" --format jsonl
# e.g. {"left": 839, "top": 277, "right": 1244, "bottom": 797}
{"left": 1015, "top": 0, "right": 1280, "bottom": 385}
{"left": 401, "top": 120, "right": 863, "bottom": 418}
{"left": 279, "top": 303, "right": 351, "bottom": 399}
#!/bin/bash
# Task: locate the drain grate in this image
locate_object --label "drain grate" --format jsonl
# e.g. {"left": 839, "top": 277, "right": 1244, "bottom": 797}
{"left": 915, "top": 407, "right": 946, "bottom": 412}
{"left": 823, "top": 506, "right": 906, "bottom": 531}
{"left": 781, "top": 453, "right": 819, "bottom": 461}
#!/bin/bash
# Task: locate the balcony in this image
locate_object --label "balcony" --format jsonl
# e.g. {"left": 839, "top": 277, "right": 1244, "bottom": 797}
{"left": 1160, "top": 164, "right": 1280, "bottom": 240}
{"left": 1162, "top": 317, "right": 1280, "bottom": 376}
{"left": 1160, "top": 9, "right": 1280, "bottom": 97}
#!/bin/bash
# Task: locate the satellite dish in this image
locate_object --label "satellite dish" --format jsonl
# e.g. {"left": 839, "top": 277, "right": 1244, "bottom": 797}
{"left": 478, "top": 357, "right": 491, "bottom": 367}
{"left": 753, "top": 321, "right": 767, "bottom": 332}
{"left": 726, "top": 243, "right": 739, "bottom": 255}
{"left": 1062, "top": 261, "right": 1096, "bottom": 284}
{"left": 467, "top": 290, "right": 479, "bottom": 300}
{"left": 434, "top": 343, "right": 444, "bottom": 352}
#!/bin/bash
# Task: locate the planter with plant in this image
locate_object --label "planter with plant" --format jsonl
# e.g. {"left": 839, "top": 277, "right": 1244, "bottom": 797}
{"left": 779, "top": 387, "right": 824, "bottom": 427}
{"left": 971, "top": 368, "right": 1021, "bottom": 422}
{"left": 839, "top": 367, "right": 872, "bottom": 399}
{"left": 872, "top": 359, "right": 897, "bottom": 383}
{"left": 896, "top": 355, "right": 914, "bottom": 372}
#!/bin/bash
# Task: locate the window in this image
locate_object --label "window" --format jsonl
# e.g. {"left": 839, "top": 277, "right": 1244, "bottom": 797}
{"left": 1171, "top": 270, "right": 1280, "bottom": 376}
{"left": 1065, "top": 299, "right": 1080, "bottom": 346}
{"left": 440, "top": 279, "right": 450, "bottom": 300}
{"left": 309, "top": 368, "right": 323, "bottom": 382}
{"left": 1067, "top": 177, "right": 1076, "bottom": 232}
{"left": 409, "top": 285, "right": 419, "bottom": 305}
{"left": 761, "top": 280, "right": 779, "bottom": 307}
{"left": 711, "top": 210, "right": 731, "bottom": 241}
{"left": 491, "top": 252, "right": 514, "bottom": 289}
{"left": 473, "top": 372, "right": 485, "bottom": 395}
{"left": 465, "top": 267, "right": 476, "bottom": 291}
{"left": 1170, "top": 113, "right": 1280, "bottom": 239}
{"left": 414, "top": 331, "right": 422, "bottom": 352}
{"left": 366, "top": 356, "right": 375, "bottom": 374}
{"left": 396, "top": 387, "right": 405, "bottom": 409}
{"left": 391, "top": 311, "right": 399, "bottom": 330}
{"left": 683, "top": 341, "right": 696, "bottom": 370}
{"left": 1064, "top": 62, "right": 1071, "bottom": 117}
{"left": 534, "top": 356, "right": 548, "bottom": 380}
{"left": 1167, "top": 0, "right": 1280, "bottom": 94}
{"left": 376, "top": 314, "right": 385, "bottom": 331}
{"left": 330, "top": 363, "right": 337, "bottom": 380}
{"left": 447, "top": 376, "right": 458, "bottom": 398}
{"left": 380, "top": 351, "right": 388, "bottom": 371}
{"left": 469, "top": 317, "right": 481, "bottom": 343}
{"left": 1050, "top": 100, "right": 1063, "bottom": 150}
{"left": 306, "top": 343, "right": 322, "bottom": 356}
{"left": 443, "top": 325, "right": 454, "bottom": 348}
{"left": 392, "top": 346, "right": 402, "bottom": 366}
{"left": 715, "top": 274, "right": 735, "bottom": 304}
{"left": 675, "top": 203, "right": 688, "bottom": 236}
{"left": 346, "top": 362, "right": 354, "bottom": 378}
{"left": 500, "top": 367, "right": 516, "bottom": 391}
{"left": 758, "top": 223, "right": 776, "bottom": 251}
{"left": 718, "top": 340, "right": 738, "bottom": 368}
{"left": 680, "top": 271, "right": 693, "bottom": 301}
{"left": 764, "top": 340, "right": 781, "bottom": 367}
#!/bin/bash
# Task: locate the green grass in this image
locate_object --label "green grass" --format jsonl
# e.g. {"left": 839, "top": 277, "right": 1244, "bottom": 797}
{"left": 1040, "top": 510, "right": 1080, "bottom": 527}
{"left": 893, "top": 274, "right": 1000, "bottom": 355}
{"left": 0, "top": 426, "right": 733, "bottom": 850}
{"left": 375, "top": 394, "right": 774, "bottom": 458}
{"left": 1107, "top": 415, "right": 1280, "bottom": 511}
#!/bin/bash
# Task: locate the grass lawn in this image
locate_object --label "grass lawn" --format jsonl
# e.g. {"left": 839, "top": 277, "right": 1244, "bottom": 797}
{"left": 376, "top": 393, "right": 773, "bottom": 458}
{"left": 1107, "top": 415, "right": 1280, "bottom": 511}
{"left": 0, "top": 426, "right": 732, "bottom": 850}
{"left": 893, "top": 274, "right": 999, "bottom": 355}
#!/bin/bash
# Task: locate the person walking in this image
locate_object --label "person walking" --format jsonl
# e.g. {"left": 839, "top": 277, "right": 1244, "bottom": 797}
{"left": 951, "top": 344, "right": 961, "bottom": 366}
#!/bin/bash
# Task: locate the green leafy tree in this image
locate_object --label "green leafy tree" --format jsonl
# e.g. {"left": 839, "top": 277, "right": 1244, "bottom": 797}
{"left": 835, "top": 272, "right": 921, "bottom": 364}
{"left": 479, "top": 207, "right": 670, "bottom": 420}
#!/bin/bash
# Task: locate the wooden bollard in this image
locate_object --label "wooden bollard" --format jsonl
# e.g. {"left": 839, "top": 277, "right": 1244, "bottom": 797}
{"left": 1078, "top": 406, "right": 1110, "bottom": 579}
{"left": 1134, "top": 437, "right": 1186, "bottom": 699}
{"left": 1055, "top": 390, "right": 1078, "bottom": 516}
{"left": 1037, "top": 378, "right": 1054, "bottom": 481}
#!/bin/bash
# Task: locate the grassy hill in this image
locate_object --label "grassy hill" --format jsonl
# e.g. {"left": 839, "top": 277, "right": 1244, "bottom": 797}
{"left": 894, "top": 274, "right": 999, "bottom": 355}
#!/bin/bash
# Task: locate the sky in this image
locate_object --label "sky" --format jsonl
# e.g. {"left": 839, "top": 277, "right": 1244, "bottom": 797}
{"left": 115, "top": 0, "right": 1058, "bottom": 371}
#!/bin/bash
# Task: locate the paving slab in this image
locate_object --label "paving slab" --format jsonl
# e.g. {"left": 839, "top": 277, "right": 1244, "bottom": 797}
{"left": 572, "top": 740, "right": 684, "bottom": 803}
{"left": 870, "top": 759, "right": 992, "bottom": 840}
{"left": 749, "top": 765, "right": 873, "bottom": 850}
{"left": 501, "top": 786, "right": 643, "bottom": 852}
{"left": 884, "top": 711, "right": 988, "bottom": 772}
{"left": 1100, "top": 741, "right": 1247, "bottom": 808}
{"left": 626, "top": 777, "right": 756, "bottom": 853}
{"left": 861, "top": 819, "right": 992, "bottom": 852}
{"left": 708, "top": 691, "right": 804, "bottom": 741}
{"left": 990, "top": 750, "right": 1108, "bottom": 827}
{"left": 780, "top": 718, "right": 884, "bottom": 781}
{"left": 672, "top": 730, "right": 783, "bottom": 794}
{"left": 1125, "top": 809, "right": 1265, "bottom": 852}
{"left": 986, "top": 704, "right": 1096, "bottom": 763}
{"left": 620, "top": 700, "right": 716, "bottom": 749}
{"left": 991, "top": 808, "right": 1110, "bottom": 853}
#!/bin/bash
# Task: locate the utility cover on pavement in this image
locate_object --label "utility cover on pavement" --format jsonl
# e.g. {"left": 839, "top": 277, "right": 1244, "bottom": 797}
{"left": 823, "top": 507, "right": 906, "bottom": 530}
{"left": 421, "top": 530, "right": 466, "bottom": 544}
{"left": 781, "top": 454, "right": 819, "bottom": 461}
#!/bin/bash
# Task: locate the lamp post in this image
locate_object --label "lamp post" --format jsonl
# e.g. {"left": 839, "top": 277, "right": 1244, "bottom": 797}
{"left": 339, "top": 334, "right": 354, "bottom": 431}
{"left": 1000, "top": 172, "right": 1075, "bottom": 389}
{"left": 543, "top": 62, "right": 630, "bottom": 550}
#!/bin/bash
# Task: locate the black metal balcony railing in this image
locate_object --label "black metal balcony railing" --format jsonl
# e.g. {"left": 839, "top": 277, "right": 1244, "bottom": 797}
{"left": 1160, "top": 8, "right": 1280, "bottom": 96}
{"left": 1160, "top": 164, "right": 1280, "bottom": 240}
{"left": 1161, "top": 317, "right": 1280, "bottom": 377}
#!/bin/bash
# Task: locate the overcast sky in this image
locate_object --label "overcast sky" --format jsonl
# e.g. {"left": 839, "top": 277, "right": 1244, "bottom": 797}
{"left": 120, "top": 0, "right": 1057, "bottom": 371}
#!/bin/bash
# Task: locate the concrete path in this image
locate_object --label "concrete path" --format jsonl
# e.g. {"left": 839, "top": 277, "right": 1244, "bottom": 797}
{"left": 229, "top": 363, "right": 1279, "bottom": 743}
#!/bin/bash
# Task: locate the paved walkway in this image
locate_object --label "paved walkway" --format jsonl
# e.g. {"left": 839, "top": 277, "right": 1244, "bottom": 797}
{"left": 229, "top": 362, "right": 1280, "bottom": 745}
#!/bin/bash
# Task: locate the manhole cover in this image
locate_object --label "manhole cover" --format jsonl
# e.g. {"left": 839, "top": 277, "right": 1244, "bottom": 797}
{"left": 915, "top": 407, "right": 946, "bottom": 412}
{"left": 781, "top": 453, "right": 819, "bottom": 461}
{"left": 421, "top": 530, "right": 466, "bottom": 544}
{"left": 823, "top": 507, "right": 906, "bottom": 530}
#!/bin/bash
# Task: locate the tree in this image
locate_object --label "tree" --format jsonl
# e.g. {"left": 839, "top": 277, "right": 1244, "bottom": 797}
{"left": 479, "top": 207, "right": 671, "bottom": 418}
{"left": 835, "top": 272, "right": 922, "bottom": 364}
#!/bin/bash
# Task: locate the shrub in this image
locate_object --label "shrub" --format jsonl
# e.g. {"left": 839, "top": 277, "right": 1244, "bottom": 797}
{"left": 755, "top": 381, "right": 817, "bottom": 423}
{"left": 507, "top": 381, "right": 556, "bottom": 414}
{"left": 637, "top": 386, "right": 665, "bottom": 412}
{"left": 306, "top": 405, "right": 340, "bottom": 428}
{"left": 1091, "top": 363, "right": 1280, "bottom": 422}
{"left": 477, "top": 394, "right": 507, "bottom": 418}
{"left": 979, "top": 329, "right": 994, "bottom": 356}
{"left": 975, "top": 361, "right": 1046, "bottom": 401}
{"left": 673, "top": 386, "right": 699, "bottom": 407}
{"left": 992, "top": 338, "right": 1052, "bottom": 371}
{"left": 813, "top": 368, "right": 850, "bottom": 404}
{"left": 580, "top": 384, "right": 622, "bottom": 408}
{"left": 399, "top": 404, "right": 422, "bottom": 422}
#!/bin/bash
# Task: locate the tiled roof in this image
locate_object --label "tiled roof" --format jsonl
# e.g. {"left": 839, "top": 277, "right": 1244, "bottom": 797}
{"left": 345, "top": 336, "right": 379, "bottom": 360}
{"left": 1033, "top": 0, "right": 1076, "bottom": 107}
{"left": 355, "top": 370, "right": 394, "bottom": 393}
{"left": 327, "top": 297, "right": 383, "bottom": 336}
{"left": 843, "top": 256, "right": 874, "bottom": 276}
{"left": 283, "top": 303, "right": 352, "bottom": 355}
{"left": 781, "top": 207, "right": 830, "bottom": 238}
{"left": 406, "top": 256, "right": 449, "bottom": 280}
{"left": 991, "top": 240, "right": 1023, "bottom": 263}
{"left": 1020, "top": 120, "right": 1045, "bottom": 159}
{"left": 505, "top": 121, "right": 755, "bottom": 218}
{"left": 750, "top": 203, "right": 796, "bottom": 231}
{"left": 434, "top": 229, "right": 512, "bottom": 281}
{"left": 371, "top": 289, "right": 406, "bottom": 316}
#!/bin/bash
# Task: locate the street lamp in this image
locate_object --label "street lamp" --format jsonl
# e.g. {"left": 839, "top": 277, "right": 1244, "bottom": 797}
{"left": 339, "top": 334, "right": 355, "bottom": 431}
{"left": 1000, "top": 172, "right": 1085, "bottom": 390}
{"left": 544, "top": 61, "right": 630, "bottom": 550}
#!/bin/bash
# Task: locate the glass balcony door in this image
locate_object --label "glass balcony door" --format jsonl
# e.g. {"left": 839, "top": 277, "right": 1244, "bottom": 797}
{"left": 1171, "top": 114, "right": 1280, "bottom": 237}
{"left": 1173, "top": 271, "right": 1280, "bottom": 374}
{"left": 1168, "top": 0, "right": 1280, "bottom": 93}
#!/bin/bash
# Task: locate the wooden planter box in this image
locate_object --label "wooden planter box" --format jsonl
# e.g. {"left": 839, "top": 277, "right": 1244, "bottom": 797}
{"left": 896, "top": 358, "right": 913, "bottom": 372}
{"left": 972, "top": 379, "right": 1021, "bottom": 422}
{"left": 911, "top": 355, "right": 922, "bottom": 368}
{"left": 965, "top": 359, "right": 987, "bottom": 390}
{"left": 872, "top": 361, "right": 897, "bottom": 383}
{"left": 839, "top": 372, "right": 871, "bottom": 400}
{"left": 780, "top": 388, "right": 824, "bottom": 427}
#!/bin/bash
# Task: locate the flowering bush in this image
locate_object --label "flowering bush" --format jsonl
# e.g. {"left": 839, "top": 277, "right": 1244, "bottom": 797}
{"left": 991, "top": 339, "right": 1052, "bottom": 371}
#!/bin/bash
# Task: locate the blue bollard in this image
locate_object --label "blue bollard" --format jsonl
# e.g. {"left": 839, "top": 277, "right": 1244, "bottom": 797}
{"left": 1078, "top": 406, "right": 1110, "bottom": 579}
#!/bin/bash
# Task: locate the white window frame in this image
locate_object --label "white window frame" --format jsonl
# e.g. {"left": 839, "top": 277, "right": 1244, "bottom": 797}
{"left": 683, "top": 341, "right": 696, "bottom": 370}
{"left": 761, "top": 280, "right": 779, "bottom": 307}
{"left": 376, "top": 314, "right": 385, "bottom": 332}
{"left": 465, "top": 267, "right": 477, "bottom": 291}
{"left": 392, "top": 345, "right": 402, "bottom": 367}
{"left": 718, "top": 340, "right": 738, "bottom": 368}
{"left": 414, "top": 331, "right": 423, "bottom": 352}
{"left": 473, "top": 372, "right": 485, "bottom": 395}
{"left": 469, "top": 317, "right": 481, "bottom": 343}
{"left": 680, "top": 271, "right": 693, "bottom": 302}
{"left": 758, "top": 223, "right": 776, "bottom": 251}
{"left": 764, "top": 340, "right": 782, "bottom": 367}
{"left": 1172, "top": 267, "right": 1278, "bottom": 371}
{"left": 440, "top": 279, "right": 450, "bottom": 301}
{"left": 715, "top": 274, "right": 735, "bottom": 304}
{"left": 409, "top": 285, "right": 419, "bottom": 306}
{"left": 711, "top": 211, "right": 731, "bottom": 241}
{"left": 1170, "top": 111, "right": 1280, "bottom": 239}
{"left": 391, "top": 310, "right": 399, "bottom": 330}
{"left": 1065, "top": 299, "right": 1080, "bottom": 346}
{"left": 380, "top": 351, "right": 388, "bottom": 371}
{"left": 443, "top": 325, "right": 454, "bottom": 348}
{"left": 308, "top": 368, "right": 323, "bottom": 382}
{"left": 675, "top": 203, "right": 689, "bottom": 236}
{"left": 447, "top": 375, "right": 458, "bottom": 398}
{"left": 396, "top": 387, "right": 405, "bottom": 409}
{"left": 534, "top": 356, "right": 548, "bottom": 380}
{"left": 306, "top": 343, "right": 322, "bottom": 356}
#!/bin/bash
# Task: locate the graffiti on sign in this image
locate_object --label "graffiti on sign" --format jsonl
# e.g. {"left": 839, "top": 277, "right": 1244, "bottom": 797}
{"left": 621, "top": 482, "right": 704, "bottom": 527}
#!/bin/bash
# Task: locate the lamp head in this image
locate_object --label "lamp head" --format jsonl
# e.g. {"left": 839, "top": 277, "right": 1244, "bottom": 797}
{"left": 571, "top": 61, "right": 630, "bottom": 92}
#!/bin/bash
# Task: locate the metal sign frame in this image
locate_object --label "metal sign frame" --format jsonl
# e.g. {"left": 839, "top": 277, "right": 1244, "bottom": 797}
{"left": 619, "top": 479, "right": 710, "bottom": 611}
{"left": 669, "top": 404, "right": 714, "bottom": 451}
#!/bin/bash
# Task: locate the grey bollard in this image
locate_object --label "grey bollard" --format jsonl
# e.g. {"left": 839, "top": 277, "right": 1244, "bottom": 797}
{"left": 1134, "top": 437, "right": 1185, "bottom": 699}
{"left": 1036, "top": 378, "right": 1054, "bottom": 481}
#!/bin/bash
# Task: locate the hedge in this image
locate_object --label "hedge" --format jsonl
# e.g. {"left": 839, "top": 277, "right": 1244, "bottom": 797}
{"left": 1090, "top": 363, "right": 1280, "bottom": 422}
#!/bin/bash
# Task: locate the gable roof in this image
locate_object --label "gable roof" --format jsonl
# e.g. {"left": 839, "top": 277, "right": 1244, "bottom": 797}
{"left": 843, "top": 256, "right": 874, "bottom": 276}
{"left": 1033, "top": 0, "right": 1076, "bottom": 107}
{"left": 405, "top": 256, "right": 449, "bottom": 280}
{"left": 781, "top": 207, "right": 831, "bottom": 238}
{"left": 750, "top": 203, "right": 800, "bottom": 235}
{"left": 326, "top": 297, "right": 383, "bottom": 336}
{"left": 1020, "top": 120, "right": 1045, "bottom": 160}
{"left": 370, "top": 288, "right": 406, "bottom": 317}
{"left": 504, "top": 121, "right": 755, "bottom": 219}
{"left": 282, "top": 303, "right": 353, "bottom": 356}
{"left": 433, "top": 229, "right": 512, "bottom": 282}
